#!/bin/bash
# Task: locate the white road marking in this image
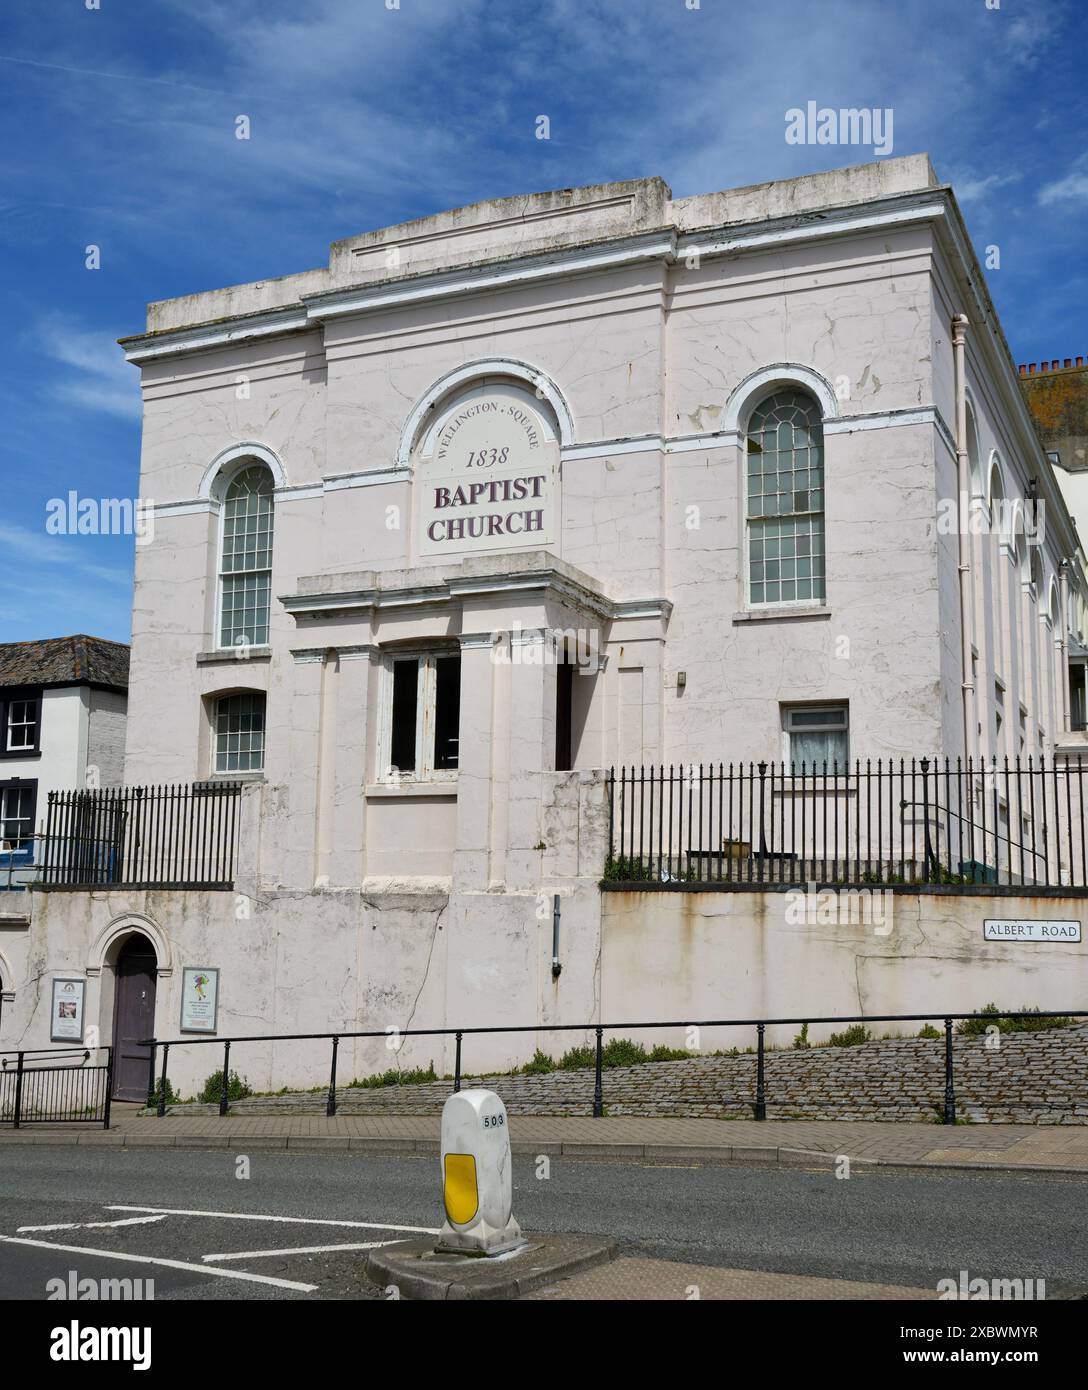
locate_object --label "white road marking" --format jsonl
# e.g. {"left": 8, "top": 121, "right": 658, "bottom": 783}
{"left": 106, "top": 1204, "right": 438, "bottom": 1233}
{"left": 203, "top": 1240, "right": 393, "bottom": 1263}
{"left": 18, "top": 1214, "right": 168, "bottom": 1234}
{"left": 0, "top": 1234, "right": 318, "bottom": 1293}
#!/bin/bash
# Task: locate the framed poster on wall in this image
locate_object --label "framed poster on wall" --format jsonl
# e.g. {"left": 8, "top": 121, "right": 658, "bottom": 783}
{"left": 50, "top": 977, "right": 86, "bottom": 1043}
{"left": 179, "top": 966, "right": 220, "bottom": 1034}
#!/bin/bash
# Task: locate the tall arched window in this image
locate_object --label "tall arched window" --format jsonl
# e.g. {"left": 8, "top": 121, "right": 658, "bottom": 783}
{"left": 220, "top": 465, "right": 274, "bottom": 647}
{"left": 988, "top": 457, "right": 1007, "bottom": 537}
{"left": 746, "top": 390, "right": 825, "bottom": 605}
{"left": 1030, "top": 548, "right": 1044, "bottom": 599}
{"left": 966, "top": 405, "right": 982, "bottom": 498}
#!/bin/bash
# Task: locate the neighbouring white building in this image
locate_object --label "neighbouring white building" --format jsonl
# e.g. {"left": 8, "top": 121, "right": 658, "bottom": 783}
{"left": 3, "top": 156, "right": 1087, "bottom": 1100}
{"left": 0, "top": 635, "right": 127, "bottom": 1027}
{"left": 0, "top": 636, "right": 128, "bottom": 886}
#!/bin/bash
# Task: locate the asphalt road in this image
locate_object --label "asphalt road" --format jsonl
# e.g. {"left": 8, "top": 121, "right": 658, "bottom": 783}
{"left": 1, "top": 1144, "right": 1085, "bottom": 1300}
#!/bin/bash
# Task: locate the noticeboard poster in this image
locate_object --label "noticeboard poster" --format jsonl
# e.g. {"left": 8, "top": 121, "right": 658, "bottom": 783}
{"left": 50, "top": 978, "right": 86, "bottom": 1043}
{"left": 179, "top": 966, "right": 220, "bottom": 1034}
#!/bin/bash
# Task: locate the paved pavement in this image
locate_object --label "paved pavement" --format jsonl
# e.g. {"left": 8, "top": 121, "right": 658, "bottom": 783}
{"left": 525, "top": 1257, "right": 941, "bottom": 1301}
{"left": 4, "top": 1108, "right": 1088, "bottom": 1173}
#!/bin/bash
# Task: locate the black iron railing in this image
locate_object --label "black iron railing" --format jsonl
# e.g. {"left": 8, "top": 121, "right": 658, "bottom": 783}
{"left": 0, "top": 1048, "right": 112, "bottom": 1127}
{"left": 141, "top": 1009, "right": 1088, "bottom": 1126}
{"left": 606, "top": 757, "right": 1088, "bottom": 889}
{"left": 40, "top": 783, "right": 242, "bottom": 889}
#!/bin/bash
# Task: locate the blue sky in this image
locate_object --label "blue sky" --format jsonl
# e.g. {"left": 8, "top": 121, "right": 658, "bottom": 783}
{"left": 1, "top": 0, "right": 1085, "bottom": 644}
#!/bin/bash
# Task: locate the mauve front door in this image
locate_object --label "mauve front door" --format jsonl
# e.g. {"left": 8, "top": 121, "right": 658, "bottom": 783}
{"left": 112, "top": 938, "right": 157, "bottom": 1101}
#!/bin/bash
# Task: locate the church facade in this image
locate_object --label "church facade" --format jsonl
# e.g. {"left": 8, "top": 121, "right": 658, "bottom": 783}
{"left": 3, "top": 155, "right": 1086, "bottom": 1096}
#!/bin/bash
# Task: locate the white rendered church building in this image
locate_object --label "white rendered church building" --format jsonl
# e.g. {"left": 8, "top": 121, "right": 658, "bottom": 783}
{"left": 3, "top": 155, "right": 1086, "bottom": 1098}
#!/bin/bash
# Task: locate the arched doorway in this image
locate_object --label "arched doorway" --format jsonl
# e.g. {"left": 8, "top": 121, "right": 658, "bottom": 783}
{"left": 111, "top": 935, "right": 158, "bottom": 1101}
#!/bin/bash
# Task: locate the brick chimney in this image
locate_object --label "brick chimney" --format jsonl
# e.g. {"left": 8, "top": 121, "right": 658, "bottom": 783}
{"left": 1018, "top": 354, "right": 1088, "bottom": 473}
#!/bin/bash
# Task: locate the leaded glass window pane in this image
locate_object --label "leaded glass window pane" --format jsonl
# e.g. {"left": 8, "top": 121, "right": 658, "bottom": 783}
{"left": 220, "top": 466, "right": 274, "bottom": 647}
{"left": 747, "top": 391, "right": 825, "bottom": 605}
{"left": 214, "top": 693, "right": 266, "bottom": 773}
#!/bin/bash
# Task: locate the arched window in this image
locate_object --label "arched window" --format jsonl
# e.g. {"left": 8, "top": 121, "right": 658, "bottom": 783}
{"left": 1030, "top": 548, "right": 1044, "bottom": 598}
{"left": 966, "top": 405, "right": 982, "bottom": 498}
{"left": 988, "top": 456, "right": 1011, "bottom": 545}
{"left": 746, "top": 390, "right": 825, "bottom": 605}
{"left": 219, "top": 465, "right": 274, "bottom": 648}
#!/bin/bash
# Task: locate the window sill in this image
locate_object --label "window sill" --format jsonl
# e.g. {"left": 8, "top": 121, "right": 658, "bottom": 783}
{"left": 0, "top": 751, "right": 41, "bottom": 761}
{"left": 366, "top": 782, "right": 458, "bottom": 799}
{"left": 196, "top": 647, "right": 272, "bottom": 665}
{"left": 733, "top": 606, "right": 832, "bottom": 625}
{"left": 200, "top": 772, "right": 266, "bottom": 785}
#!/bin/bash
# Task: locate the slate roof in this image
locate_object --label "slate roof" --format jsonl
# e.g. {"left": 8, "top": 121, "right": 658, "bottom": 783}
{"left": 0, "top": 635, "right": 129, "bottom": 691}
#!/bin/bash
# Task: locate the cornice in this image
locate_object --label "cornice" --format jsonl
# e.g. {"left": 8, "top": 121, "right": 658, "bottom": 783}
{"left": 280, "top": 563, "right": 667, "bottom": 626}
{"left": 120, "top": 188, "right": 952, "bottom": 367}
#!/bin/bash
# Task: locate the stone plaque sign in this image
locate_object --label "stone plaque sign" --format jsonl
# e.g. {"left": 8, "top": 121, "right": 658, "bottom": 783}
{"left": 417, "top": 392, "right": 558, "bottom": 556}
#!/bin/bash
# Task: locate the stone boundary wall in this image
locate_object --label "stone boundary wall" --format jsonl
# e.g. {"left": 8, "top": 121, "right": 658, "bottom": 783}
{"left": 167, "top": 1022, "right": 1088, "bottom": 1125}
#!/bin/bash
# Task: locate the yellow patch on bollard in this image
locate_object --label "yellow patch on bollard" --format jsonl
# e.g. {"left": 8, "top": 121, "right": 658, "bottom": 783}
{"left": 443, "top": 1152, "right": 479, "bottom": 1225}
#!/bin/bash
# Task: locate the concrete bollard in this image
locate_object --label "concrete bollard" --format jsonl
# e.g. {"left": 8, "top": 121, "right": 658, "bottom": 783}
{"left": 437, "top": 1088, "right": 524, "bottom": 1255}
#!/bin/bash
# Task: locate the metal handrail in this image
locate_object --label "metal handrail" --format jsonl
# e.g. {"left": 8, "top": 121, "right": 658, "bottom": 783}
{"left": 0, "top": 1048, "right": 91, "bottom": 1068}
{"left": 900, "top": 797, "right": 1050, "bottom": 876}
{"left": 0, "top": 830, "right": 48, "bottom": 892}
{"left": 142, "top": 1009, "right": 1087, "bottom": 1049}
{"left": 138, "top": 1008, "right": 1088, "bottom": 1126}
{"left": 0, "top": 1047, "right": 113, "bottom": 1129}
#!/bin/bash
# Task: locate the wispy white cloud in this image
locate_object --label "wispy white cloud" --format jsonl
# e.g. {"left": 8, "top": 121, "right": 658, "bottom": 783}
{"left": 0, "top": 521, "right": 133, "bottom": 588}
{"left": 34, "top": 314, "right": 142, "bottom": 421}
{"left": 0, "top": 52, "right": 231, "bottom": 96}
{"left": 1002, "top": 8, "right": 1061, "bottom": 68}
{"left": 1039, "top": 160, "right": 1088, "bottom": 207}
{"left": 951, "top": 171, "right": 1022, "bottom": 206}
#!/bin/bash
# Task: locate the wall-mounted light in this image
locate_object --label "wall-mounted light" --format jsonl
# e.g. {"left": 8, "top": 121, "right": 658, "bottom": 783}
{"left": 676, "top": 671, "right": 687, "bottom": 693}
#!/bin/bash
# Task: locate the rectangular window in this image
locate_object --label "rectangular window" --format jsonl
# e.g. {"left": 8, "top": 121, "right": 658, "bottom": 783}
{"left": 555, "top": 658, "right": 574, "bottom": 772}
{"left": 0, "top": 779, "right": 37, "bottom": 853}
{"left": 433, "top": 654, "right": 461, "bottom": 771}
{"left": 783, "top": 704, "right": 849, "bottom": 770}
{"left": 1071, "top": 662, "right": 1087, "bottom": 732}
{"left": 1, "top": 690, "right": 42, "bottom": 756}
{"left": 383, "top": 651, "right": 460, "bottom": 781}
{"left": 390, "top": 660, "right": 419, "bottom": 773}
{"left": 214, "top": 693, "right": 266, "bottom": 773}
